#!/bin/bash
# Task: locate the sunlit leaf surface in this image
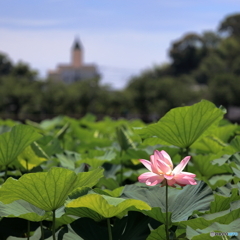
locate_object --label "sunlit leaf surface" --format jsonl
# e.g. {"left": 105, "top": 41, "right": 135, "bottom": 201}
{"left": 0, "top": 167, "right": 103, "bottom": 211}
{"left": 0, "top": 125, "right": 42, "bottom": 166}
{"left": 0, "top": 199, "right": 49, "bottom": 221}
{"left": 142, "top": 100, "right": 224, "bottom": 148}
{"left": 66, "top": 193, "right": 151, "bottom": 219}
{"left": 17, "top": 144, "right": 47, "bottom": 170}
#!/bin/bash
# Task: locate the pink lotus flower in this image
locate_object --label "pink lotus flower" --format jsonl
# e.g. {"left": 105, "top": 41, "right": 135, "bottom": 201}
{"left": 138, "top": 150, "right": 197, "bottom": 187}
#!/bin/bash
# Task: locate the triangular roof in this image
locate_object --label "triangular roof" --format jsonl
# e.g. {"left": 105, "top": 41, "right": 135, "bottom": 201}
{"left": 72, "top": 38, "right": 82, "bottom": 50}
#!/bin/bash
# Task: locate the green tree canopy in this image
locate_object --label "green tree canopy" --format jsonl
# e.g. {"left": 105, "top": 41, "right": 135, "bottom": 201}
{"left": 0, "top": 53, "right": 13, "bottom": 76}
{"left": 218, "top": 13, "right": 240, "bottom": 38}
{"left": 169, "top": 33, "right": 206, "bottom": 75}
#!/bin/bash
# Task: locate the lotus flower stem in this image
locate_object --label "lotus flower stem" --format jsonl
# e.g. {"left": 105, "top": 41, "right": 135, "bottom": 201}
{"left": 4, "top": 165, "right": 8, "bottom": 182}
{"left": 27, "top": 220, "right": 30, "bottom": 240}
{"left": 138, "top": 150, "right": 197, "bottom": 239}
{"left": 26, "top": 162, "right": 30, "bottom": 240}
{"left": 40, "top": 221, "right": 44, "bottom": 240}
{"left": 165, "top": 183, "right": 170, "bottom": 240}
{"left": 52, "top": 210, "right": 56, "bottom": 240}
{"left": 120, "top": 150, "right": 124, "bottom": 185}
{"left": 180, "top": 147, "right": 190, "bottom": 172}
{"left": 107, "top": 218, "right": 113, "bottom": 240}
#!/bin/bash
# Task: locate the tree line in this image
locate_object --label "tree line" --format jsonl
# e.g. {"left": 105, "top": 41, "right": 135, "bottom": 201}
{"left": 1, "top": 13, "right": 240, "bottom": 122}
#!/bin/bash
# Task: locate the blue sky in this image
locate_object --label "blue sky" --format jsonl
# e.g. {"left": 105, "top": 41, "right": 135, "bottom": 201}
{"left": 0, "top": 0, "right": 239, "bottom": 89}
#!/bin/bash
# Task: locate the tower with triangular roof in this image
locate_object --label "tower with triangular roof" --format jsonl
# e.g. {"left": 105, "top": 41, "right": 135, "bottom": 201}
{"left": 48, "top": 37, "right": 99, "bottom": 84}
{"left": 72, "top": 38, "right": 83, "bottom": 67}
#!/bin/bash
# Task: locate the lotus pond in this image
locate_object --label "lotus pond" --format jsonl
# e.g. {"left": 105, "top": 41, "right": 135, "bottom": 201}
{"left": 0, "top": 100, "right": 239, "bottom": 240}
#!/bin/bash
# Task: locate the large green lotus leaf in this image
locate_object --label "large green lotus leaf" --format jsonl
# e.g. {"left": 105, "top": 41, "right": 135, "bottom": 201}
{"left": 207, "top": 175, "right": 234, "bottom": 189}
{"left": 0, "top": 199, "right": 49, "bottom": 221}
{"left": 186, "top": 218, "right": 240, "bottom": 240}
{"left": 76, "top": 158, "right": 106, "bottom": 169}
{"left": 116, "top": 125, "right": 136, "bottom": 151}
{"left": 210, "top": 188, "right": 240, "bottom": 213}
{"left": 0, "top": 125, "right": 42, "bottom": 166}
{"left": 36, "top": 135, "right": 63, "bottom": 156}
{"left": 142, "top": 100, "right": 224, "bottom": 148}
{"left": 25, "top": 119, "right": 44, "bottom": 131}
{"left": 102, "top": 163, "right": 121, "bottom": 179}
{"left": 81, "top": 113, "right": 97, "bottom": 122}
{"left": 142, "top": 207, "right": 172, "bottom": 224}
{"left": 146, "top": 225, "right": 167, "bottom": 240}
{"left": 121, "top": 149, "right": 150, "bottom": 162}
{"left": 232, "top": 167, "right": 240, "bottom": 178}
{"left": 190, "top": 136, "right": 226, "bottom": 154}
{"left": 134, "top": 128, "right": 170, "bottom": 146}
{"left": 192, "top": 135, "right": 238, "bottom": 156}
{"left": 96, "top": 177, "right": 120, "bottom": 190}
{"left": 55, "top": 122, "right": 70, "bottom": 139}
{"left": 202, "top": 200, "right": 240, "bottom": 223}
{"left": 216, "top": 182, "right": 239, "bottom": 197}
{"left": 211, "top": 154, "right": 232, "bottom": 166}
{"left": 186, "top": 226, "right": 224, "bottom": 240}
{"left": 68, "top": 123, "right": 112, "bottom": 149}
{"left": 77, "top": 149, "right": 117, "bottom": 169}
{"left": 38, "top": 116, "right": 64, "bottom": 130}
{"left": 190, "top": 154, "right": 232, "bottom": 178}
{"left": 179, "top": 205, "right": 240, "bottom": 231}
{"left": 17, "top": 144, "right": 47, "bottom": 170}
{"left": 142, "top": 137, "right": 171, "bottom": 146}
{"left": 232, "top": 153, "right": 240, "bottom": 166}
{"left": 65, "top": 188, "right": 112, "bottom": 222}
{"left": 86, "top": 149, "right": 116, "bottom": 161}
{"left": 0, "top": 125, "right": 11, "bottom": 135}
{"left": 43, "top": 205, "right": 76, "bottom": 227}
{"left": 49, "top": 209, "right": 76, "bottom": 229}
{"left": 73, "top": 168, "right": 103, "bottom": 187}
{"left": 55, "top": 151, "right": 80, "bottom": 170}
{"left": 76, "top": 138, "right": 112, "bottom": 150}
{"left": 230, "top": 135, "right": 240, "bottom": 152}
{"left": 66, "top": 206, "right": 104, "bottom": 222}
{"left": 0, "top": 119, "right": 17, "bottom": 127}
{"left": 132, "top": 145, "right": 180, "bottom": 165}
{"left": 177, "top": 204, "right": 240, "bottom": 240}
{"left": 229, "top": 199, "right": 240, "bottom": 211}
{"left": 58, "top": 225, "right": 84, "bottom": 240}
{"left": 121, "top": 182, "right": 213, "bottom": 222}
{"left": 7, "top": 227, "right": 61, "bottom": 240}
{"left": 0, "top": 167, "right": 103, "bottom": 211}
{"left": 66, "top": 193, "right": 151, "bottom": 219}
{"left": 211, "top": 124, "right": 238, "bottom": 142}
{"left": 91, "top": 187, "right": 124, "bottom": 199}
{"left": 100, "top": 187, "right": 124, "bottom": 197}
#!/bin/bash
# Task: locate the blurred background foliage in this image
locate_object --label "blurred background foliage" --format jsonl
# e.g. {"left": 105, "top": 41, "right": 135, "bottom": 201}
{"left": 1, "top": 13, "right": 240, "bottom": 122}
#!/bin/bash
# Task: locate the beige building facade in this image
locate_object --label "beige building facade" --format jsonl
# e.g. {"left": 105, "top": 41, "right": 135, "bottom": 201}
{"left": 48, "top": 39, "right": 99, "bottom": 84}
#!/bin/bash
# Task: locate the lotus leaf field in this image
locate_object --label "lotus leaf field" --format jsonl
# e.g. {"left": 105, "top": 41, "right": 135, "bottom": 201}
{"left": 0, "top": 100, "right": 240, "bottom": 240}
